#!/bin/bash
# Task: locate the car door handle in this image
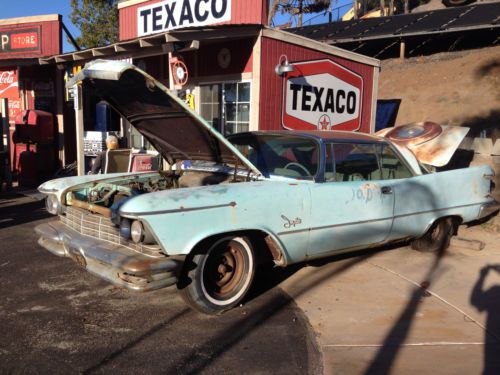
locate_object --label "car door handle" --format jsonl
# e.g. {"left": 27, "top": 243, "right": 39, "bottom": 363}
{"left": 381, "top": 186, "right": 393, "bottom": 194}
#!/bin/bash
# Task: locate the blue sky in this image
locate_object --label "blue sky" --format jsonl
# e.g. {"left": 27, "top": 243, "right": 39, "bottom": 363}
{"left": 273, "top": 0, "right": 353, "bottom": 28}
{"left": 1, "top": 0, "right": 353, "bottom": 53}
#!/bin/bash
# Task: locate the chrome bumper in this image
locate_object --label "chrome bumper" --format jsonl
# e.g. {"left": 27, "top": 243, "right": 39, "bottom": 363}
{"left": 477, "top": 200, "right": 500, "bottom": 220}
{"left": 35, "top": 220, "right": 183, "bottom": 292}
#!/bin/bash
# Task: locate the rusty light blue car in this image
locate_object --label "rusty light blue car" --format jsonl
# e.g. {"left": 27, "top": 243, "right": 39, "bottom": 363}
{"left": 35, "top": 60, "right": 498, "bottom": 314}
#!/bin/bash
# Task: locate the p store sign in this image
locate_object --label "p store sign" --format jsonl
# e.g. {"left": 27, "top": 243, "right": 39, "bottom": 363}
{"left": 138, "top": 0, "right": 232, "bottom": 36}
{"left": 282, "top": 60, "right": 363, "bottom": 131}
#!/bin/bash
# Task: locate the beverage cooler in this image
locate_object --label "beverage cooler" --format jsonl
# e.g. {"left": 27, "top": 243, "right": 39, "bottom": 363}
{"left": 13, "top": 110, "right": 56, "bottom": 187}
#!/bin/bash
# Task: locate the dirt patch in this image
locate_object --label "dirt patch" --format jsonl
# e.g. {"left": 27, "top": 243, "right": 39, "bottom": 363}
{"left": 378, "top": 45, "right": 500, "bottom": 139}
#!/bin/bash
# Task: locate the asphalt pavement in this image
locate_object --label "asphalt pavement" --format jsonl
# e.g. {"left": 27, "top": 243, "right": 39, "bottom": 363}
{"left": 0, "top": 193, "right": 321, "bottom": 374}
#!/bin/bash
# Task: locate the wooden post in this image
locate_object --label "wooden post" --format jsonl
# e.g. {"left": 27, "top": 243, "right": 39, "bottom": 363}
{"left": 55, "top": 67, "right": 65, "bottom": 167}
{"left": 74, "top": 84, "right": 85, "bottom": 176}
{"left": 400, "top": 40, "right": 406, "bottom": 59}
{"left": 1, "top": 98, "right": 12, "bottom": 189}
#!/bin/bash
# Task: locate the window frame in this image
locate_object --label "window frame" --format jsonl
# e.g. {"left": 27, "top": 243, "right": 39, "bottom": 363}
{"left": 320, "top": 140, "right": 416, "bottom": 183}
{"left": 228, "top": 133, "right": 323, "bottom": 181}
{"left": 199, "top": 79, "right": 252, "bottom": 136}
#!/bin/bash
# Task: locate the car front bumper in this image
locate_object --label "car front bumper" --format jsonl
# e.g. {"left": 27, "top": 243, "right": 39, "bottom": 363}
{"left": 35, "top": 220, "right": 183, "bottom": 292}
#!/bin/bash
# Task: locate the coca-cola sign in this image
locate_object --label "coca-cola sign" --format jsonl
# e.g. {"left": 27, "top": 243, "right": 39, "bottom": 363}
{"left": 0, "top": 69, "right": 19, "bottom": 98}
{"left": 0, "top": 28, "right": 40, "bottom": 54}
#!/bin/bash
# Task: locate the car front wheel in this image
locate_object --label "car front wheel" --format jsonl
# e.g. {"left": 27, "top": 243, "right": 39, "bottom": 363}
{"left": 178, "top": 236, "right": 256, "bottom": 314}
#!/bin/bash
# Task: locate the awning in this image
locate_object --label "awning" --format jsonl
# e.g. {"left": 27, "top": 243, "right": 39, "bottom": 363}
{"left": 39, "top": 24, "right": 262, "bottom": 65}
{"left": 39, "top": 24, "right": 380, "bottom": 68}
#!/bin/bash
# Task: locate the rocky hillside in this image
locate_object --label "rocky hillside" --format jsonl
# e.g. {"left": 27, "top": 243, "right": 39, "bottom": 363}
{"left": 378, "top": 45, "right": 500, "bottom": 140}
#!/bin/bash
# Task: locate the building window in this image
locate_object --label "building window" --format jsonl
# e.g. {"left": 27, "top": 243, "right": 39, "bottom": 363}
{"left": 223, "top": 82, "right": 250, "bottom": 135}
{"left": 199, "top": 81, "right": 251, "bottom": 136}
{"left": 200, "top": 84, "right": 221, "bottom": 131}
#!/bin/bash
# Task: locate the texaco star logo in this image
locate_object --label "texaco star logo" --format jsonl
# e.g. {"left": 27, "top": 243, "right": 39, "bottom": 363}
{"left": 318, "top": 114, "right": 331, "bottom": 130}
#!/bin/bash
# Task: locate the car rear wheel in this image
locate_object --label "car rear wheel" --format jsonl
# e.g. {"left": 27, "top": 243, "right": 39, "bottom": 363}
{"left": 178, "top": 236, "right": 256, "bottom": 314}
{"left": 411, "top": 218, "right": 455, "bottom": 252}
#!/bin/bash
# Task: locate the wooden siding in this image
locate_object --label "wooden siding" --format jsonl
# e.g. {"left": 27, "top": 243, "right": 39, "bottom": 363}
{"left": 195, "top": 38, "right": 254, "bottom": 76}
{"left": 119, "top": 0, "right": 267, "bottom": 40}
{"left": 258, "top": 37, "right": 375, "bottom": 133}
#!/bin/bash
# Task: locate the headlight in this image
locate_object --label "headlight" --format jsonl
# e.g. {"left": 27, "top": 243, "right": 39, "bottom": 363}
{"left": 45, "top": 195, "right": 60, "bottom": 215}
{"left": 131, "top": 220, "right": 144, "bottom": 243}
{"left": 119, "top": 219, "right": 132, "bottom": 240}
{"left": 130, "top": 220, "right": 154, "bottom": 244}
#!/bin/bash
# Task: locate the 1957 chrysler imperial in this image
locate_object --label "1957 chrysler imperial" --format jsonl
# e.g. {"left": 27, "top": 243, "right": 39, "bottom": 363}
{"left": 35, "top": 60, "right": 499, "bottom": 314}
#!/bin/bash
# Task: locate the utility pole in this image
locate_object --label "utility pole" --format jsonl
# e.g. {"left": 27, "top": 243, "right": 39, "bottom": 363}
{"left": 353, "top": 0, "right": 358, "bottom": 19}
{"left": 380, "top": 0, "right": 385, "bottom": 16}
{"left": 298, "top": 0, "right": 303, "bottom": 27}
{"left": 268, "top": 0, "right": 279, "bottom": 26}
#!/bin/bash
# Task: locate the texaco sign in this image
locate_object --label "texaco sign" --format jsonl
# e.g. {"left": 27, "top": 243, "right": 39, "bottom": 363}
{"left": 282, "top": 59, "right": 363, "bottom": 131}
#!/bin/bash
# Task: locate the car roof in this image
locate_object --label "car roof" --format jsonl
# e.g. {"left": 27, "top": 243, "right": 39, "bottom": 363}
{"left": 230, "top": 130, "right": 385, "bottom": 143}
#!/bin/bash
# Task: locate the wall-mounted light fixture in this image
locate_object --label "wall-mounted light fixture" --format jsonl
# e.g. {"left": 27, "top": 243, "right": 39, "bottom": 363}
{"left": 275, "top": 54, "right": 295, "bottom": 76}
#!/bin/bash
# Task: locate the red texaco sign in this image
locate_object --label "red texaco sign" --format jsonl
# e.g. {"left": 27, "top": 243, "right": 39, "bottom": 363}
{"left": 282, "top": 59, "right": 364, "bottom": 131}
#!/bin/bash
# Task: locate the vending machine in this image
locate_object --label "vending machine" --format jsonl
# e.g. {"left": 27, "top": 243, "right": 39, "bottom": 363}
{"left": 13, "top": 110, "right": 56, "bottom": 187}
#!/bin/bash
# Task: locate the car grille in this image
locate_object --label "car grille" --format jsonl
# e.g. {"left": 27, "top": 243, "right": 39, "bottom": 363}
{"left": 60, "top": 206, "right": 163, "bottom": 257}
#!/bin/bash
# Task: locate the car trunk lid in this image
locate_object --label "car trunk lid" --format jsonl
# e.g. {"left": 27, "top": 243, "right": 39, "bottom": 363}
{"left": 376, "top": 122, "right": 469, "bottom": 167}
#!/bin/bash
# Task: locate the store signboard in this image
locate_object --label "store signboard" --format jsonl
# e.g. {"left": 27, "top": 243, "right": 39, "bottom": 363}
{"left": 282, "top": 60, "right": 363, "bottom": 131}
{"left": 0, "top": 28, "right": 40, "bottom": 54}
{"left": 138, "top": 0, "right": 232, "bottom": 36}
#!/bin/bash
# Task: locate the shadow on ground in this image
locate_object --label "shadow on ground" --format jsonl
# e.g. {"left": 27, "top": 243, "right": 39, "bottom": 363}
{"left": 0, "top": 193, "right": 50, "bottom": 229}
{"left": 470, "top": 264, "right": 500, "bottom": 375}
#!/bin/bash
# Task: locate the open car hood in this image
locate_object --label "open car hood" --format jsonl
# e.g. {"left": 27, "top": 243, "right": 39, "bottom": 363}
{"left": 68, "top": 60, "right": 261, "bottom": 176}
{"left": 376, "top": 122, "right": 469, "bottom": 167}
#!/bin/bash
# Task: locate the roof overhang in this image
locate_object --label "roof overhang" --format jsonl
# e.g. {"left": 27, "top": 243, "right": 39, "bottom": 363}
{"left": 39, "top": 24, "right": 262, "bottom": 65}
{"left": 39, "top": 24, "right": 380, "bottom": 68}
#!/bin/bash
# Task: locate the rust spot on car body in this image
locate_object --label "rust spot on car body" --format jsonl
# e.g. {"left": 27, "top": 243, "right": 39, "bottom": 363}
{"left": 386, "top": 122, "right": 442, "bottom": 146}
{"left": 264, "top": 235, "right": 285, "bottom": 266}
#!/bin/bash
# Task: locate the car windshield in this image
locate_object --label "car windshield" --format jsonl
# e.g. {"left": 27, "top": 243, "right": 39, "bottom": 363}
{"left": 228, "top": 134, "right": 319, "bottom": 179}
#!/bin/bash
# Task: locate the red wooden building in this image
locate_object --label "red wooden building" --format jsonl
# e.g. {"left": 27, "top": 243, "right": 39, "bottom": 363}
{"left": 41, "top": 0, "right": 379, "bottom": 147}
{"left": 0, "top": 15, "right": 64, "bottom": 186}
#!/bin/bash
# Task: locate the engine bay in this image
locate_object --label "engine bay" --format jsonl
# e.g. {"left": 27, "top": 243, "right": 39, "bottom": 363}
{"left": 64, "top": 170, "right": 244, "bottom": 218}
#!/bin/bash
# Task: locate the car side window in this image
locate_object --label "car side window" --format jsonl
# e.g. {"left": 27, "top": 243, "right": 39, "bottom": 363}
{"left": 332, "top": 143, "right": 382, "bottom": 181}
{"left": 324, "top": 144, "right": 336, "bottom": 181}
{"left": 380, "top": 145, "right": 413, "bottom": 180}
